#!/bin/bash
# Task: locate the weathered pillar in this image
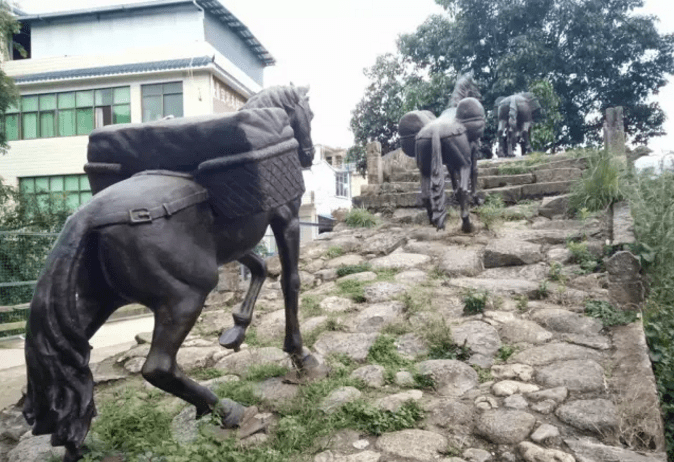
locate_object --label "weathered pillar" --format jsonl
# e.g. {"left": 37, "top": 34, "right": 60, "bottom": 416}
{"left": 604, "top": 107, "right": 626, "bottom": 158}
{"left": 606, "top": 251, "right": 644, "bottom": 310}
{"left": 366, "top": 141, "right": 383, "bottom": 185}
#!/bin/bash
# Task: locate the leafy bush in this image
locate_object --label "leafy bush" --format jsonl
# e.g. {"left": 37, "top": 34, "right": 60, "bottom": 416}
{"left": 584, "top": 300, "right": 638, "bottom": 327}
{"left": 336, "top": 263, "right": 371, "bottom": 277}
{"left": 463, "top": 288, "right": 489, "bottom": 314}
{"left": 344, "top": 208, "right": 378, "bottom": 228}
{"left": 569, "top": 149, "right": 625, "bottom": 214}
{"left": 567, "top": 240, "right": 602, "bottom": 274}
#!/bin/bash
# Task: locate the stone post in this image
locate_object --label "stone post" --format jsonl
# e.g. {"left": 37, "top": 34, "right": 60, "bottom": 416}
{"left": 366, "top": 141, "right": 383, "bottom": 185}
{"left": 604, "top": 107, "right": 626, "bottom": 158}
{"left": 606, "top": 251, "right": 644, "bottom": 310}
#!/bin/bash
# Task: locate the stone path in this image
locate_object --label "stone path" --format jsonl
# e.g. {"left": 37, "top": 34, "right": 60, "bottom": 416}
{"left": 1, "top": 157, "right": 667, "bottom": 462}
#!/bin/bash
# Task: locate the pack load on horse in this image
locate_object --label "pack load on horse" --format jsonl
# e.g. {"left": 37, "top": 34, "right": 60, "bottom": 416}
{"left": 23, "top": 85, "right": 316, "bottom": 462}
{"left": 398, "top": 75, "right": 485, "bottom": 232}
{"left": 494, "top": 92, "right": 543, "bottom": 157}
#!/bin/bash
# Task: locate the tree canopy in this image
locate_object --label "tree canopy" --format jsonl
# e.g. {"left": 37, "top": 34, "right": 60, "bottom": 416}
{"left": 350, "top": 0, "right": 674, "bottom": 156}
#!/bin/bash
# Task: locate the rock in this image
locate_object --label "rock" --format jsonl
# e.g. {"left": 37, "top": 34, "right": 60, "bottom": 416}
{"left": 510, "top": 343, "right": 602, "bottom": 366}
{"left": 530, "top": 400, "right": 556, "bottom": 414}
{"left": 266, "top": 255, "right": 282, "bottom": 277}
{"left": 392, "top": 208, "right": 427, "bottom": 224}
{"left": 363, "top": 282, "right": 407, "bottom": 303}
{"left": 135, "top": 331, "right": 153, "bottom": 344}
{"left": 6, "top": 434, "right": 66, "bottom": 462}
{"left": 338, "top": 271, "right": 378, "bottom": 283}
{"left": 395, "top": 333, "right": 428, "bottom": 359}
{"left": 320, "top": 386, "right": 362, "bottom": 413}
{"left": 350, "top": 365, "right": 386, "bottom": 388}
{"left": 439, "top": 247, "right": 484, "bottom": 277}
{"left": 353, "top": 301, "right": 405, "bottom": 332}
{"left": 313, "top": 332, "right": 379, "bottom": 362}
{"left": 320, "top": 296, "right": 355, "bottom": 313}
{"left": 300, "top": 271, "right": 317, "bottom": 288}
{"left": 451, "top": 322, "right": 501, "bottom": 362}
{"left": 375, "top": 390, "right": 423, "bottom": 412}
{"left": 517, "top": 442, "right": 574, "bottom": 462}
{"left": 538, "top": 195, "right": 570, "bottom": 219}
{"left": 564, "top": 437, "right": 667, "bottom": 462}
{"left": 395, "top": 371, "right": 416, "bottom": 387}
{"left": 330, "top": 236, "right": 364, "bottom": 254}
{"left": 475, "top": 395, "right": 499, "bottom": 411}
{"left": 417, "top": 359, "right": 479, "bottom": 397}
{"left": 491, "top": 364, "right": 534, "bottom": 382}
{"left": 547, "top": 247, "right": 573, "bottom": 264}
{"left": 536, "top": 360, "right": 605, "bottom": 393}
{"left": 478, "top": 263, "right": 548, "bottom": 282}
{"left": 498, "top": 320, "right": 554, "bottom": 345}
{"left": 361, "top": 234, "right": 406, "bottom": 256}
{"left": 214, "top": 347, "right": 287, "bottom": 374}
{"left": 200, "top": 375, "right": 240, "bottom": 389}
{"left": 117, "top": 344, "right": 150, "bottom": 363}
{"left": 462, "top": 448, "right": 493, "bottom": 462}
{"left": 172, "top": 405, "right": 200, "bottom": 443}
{"left": 302, "top": 316, "right": 329, "bottom": 334}
{"left": 426, "top": 398, "right": 474, "bottom": 429}
{"left": 375, "top": 429, "right": 448, "bottom": 460}
{"left": 394, "top": 270, "right": 429, "bottom": 285}
{"left": 483, "top": 311, "right": 517, "bottom": 325}
{"left": 561, "top": 333, "right": 611, "bottom": 350}
{"left": 238, "top": 408, "right": 274, "bottom": 439}
{"left": 124, "top": 356, "right": 145, "bottom": 374}
{"left": 305, "top": 259, "right": 328, "bottom": 274}
{"left": 526, "top": 387, "right": 568, "bottom": 404}
{"left": 253, "top": 377, "right": 299, "bottom": 406}
{"left": 370, "top": 253, "right": 431, "bottom": 270}
{"left": 326, "top": 254, "right": 367, "bottom": 269}
{"left": 556, "top": 399, "right": 618, "bottom": 434}
{"left": 492, "top": 380, "right": 540, "bottom": 396}
{"left": 483, "top": 239, "right": 543, "bottom": 268}
{"left": 449, "top": 278, "right": 540, "bottom": 298}
{"left": 531, "top": 308, "right": 603, "bottom": 335}
{"left": 315, "top": 268, "right": 339, "bottom": 282}
{"left": 176, "top": 346, "right": 223, "bottom": 371}
{"left": 504, "top": 394, "right": 529, "bottom": 409}
{"left": 530, "top": 424, "right": 560, "bottom": 444}
{"left": 475, "top": 410, "right": 536, "bottom": 444}
{"left": 314, "top": 450, "right": 382, "bottom": 462}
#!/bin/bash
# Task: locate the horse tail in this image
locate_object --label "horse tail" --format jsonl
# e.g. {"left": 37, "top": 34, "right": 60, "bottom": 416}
{"left": 429, "top": 128, "right": 447, "bottom": 230}
{"left": 23, "top": 213, "right": 96, "bottom": 450}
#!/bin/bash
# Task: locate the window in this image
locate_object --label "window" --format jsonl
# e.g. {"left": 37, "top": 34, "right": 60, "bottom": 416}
{"left": 336, "top": 171, "right": 350, "bottom": 198}
{"left": 3, "top": 86, "right": 130, "bottom": 140}
{"left": 142, "top": 82, "right": 183, "bottom": 122}
{"left": 20, "top": 175, "right": 92, "bottom": 211}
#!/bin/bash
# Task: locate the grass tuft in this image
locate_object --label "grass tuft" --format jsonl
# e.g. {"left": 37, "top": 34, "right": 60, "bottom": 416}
{"left": 585, "top": 300, "right": 638, "bottom": 327}
{"left": 344, "top": 208, "right": 378, "bottom": 228}
{"left": 463, "top": 288, "right": 489, "bottom": 314}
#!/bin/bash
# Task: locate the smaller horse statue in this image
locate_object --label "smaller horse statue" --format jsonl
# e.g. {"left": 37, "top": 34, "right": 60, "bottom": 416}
{"left": 398, "top": 75, "right": 485, "bottom": 232}
{"left": 494, "top": 92, "right": 543, "bottom": 157}
{"left": 23, "top": 85, "right": 315, "bottom": 462}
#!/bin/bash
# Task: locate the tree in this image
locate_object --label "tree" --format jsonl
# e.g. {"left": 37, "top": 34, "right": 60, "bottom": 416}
{"left": 528, "top": 79, "right": 563, "bottom": 152}
{"left": 0, "top": 1, "right": 20, "bottom": 150}
{"left": 351, "top": 0, "right": 674, "bottom": 154}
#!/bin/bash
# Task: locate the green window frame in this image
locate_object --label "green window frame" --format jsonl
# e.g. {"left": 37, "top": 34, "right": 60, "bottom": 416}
{"left": 19, "top": 174, "right": 92, "bottom": 211}
{"left": 3, "top": 86, "right": 131, "bottom": 140}
{"left": 141, "top": 82, "right": 183, "bottom": 122}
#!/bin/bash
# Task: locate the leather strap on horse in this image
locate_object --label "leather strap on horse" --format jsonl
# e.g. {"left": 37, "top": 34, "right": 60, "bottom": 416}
{"left": 91, "top": 190, "right": 209, "bottom": 228}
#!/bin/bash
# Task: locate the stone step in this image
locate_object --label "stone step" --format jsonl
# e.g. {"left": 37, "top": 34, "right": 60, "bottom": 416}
{"left": 487, "top": 181, "right": 577, "bottom": 204}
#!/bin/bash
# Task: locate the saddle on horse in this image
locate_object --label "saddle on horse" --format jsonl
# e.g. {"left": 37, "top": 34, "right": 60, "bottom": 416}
{"left": 85, "top": 108, "right": 304, "bottom": 219}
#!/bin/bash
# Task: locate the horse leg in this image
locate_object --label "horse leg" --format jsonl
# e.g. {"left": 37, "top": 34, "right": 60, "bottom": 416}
{"left": 458, "top": 165, "right": 473, "bottom": 233}
{"left": 219, "top": 251, "right": 267, "bottom": 351}
{"left": 143, "top": 290, "right": 244, "bottom": 426}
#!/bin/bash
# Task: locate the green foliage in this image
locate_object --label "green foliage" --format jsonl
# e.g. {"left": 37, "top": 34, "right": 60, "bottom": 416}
{"left": 301, "top": 295, "right": 322, "bottom": 317}
{"left": 400, "top": 288, "right": 431, "bottom": 315}
{"left": 547, "top": 262, "right": 566, "bottom": 283}
{"left": 367, "top": 335, "right": 411, "bottom": 369}
{"left": 244, "top": 364, "right": 289, "bottom": 382}
{"left": 326, "top": 245, "right": 344, "bottom": 259}
{"left": 346, "top": 145, "right": 367, "bottom": 178}
{"left": 475, "top": 194, "right": 505, "bottom": 230}
{"left": 0, "top": 1, "right": 20, "bottom": 150}
{"left": 336, "top": 263, "right": 371, "bottom": 277}
{"left": 344, "top": 208, "right": 378, "bottom": 228}
{"left": 335, "top": 279, "right": 367, "bottom": 303}
{"left": 569, "top": 149, "right": 625, "bottom": 214}
{"left": 528, "top": 79, "right": 563, "bottom": 152}
{"left": 496, "top": 345, "right": 517, "bottom": 362}
{"left": 566, "top": 240, "right": 602, "bottom": 274}
{"left": 339, "top": 399, "right": 424, "bottom": 436}
{"left": 534, "top": 280, "right": 549, "bottom": 300}
{"left": 472, "top": 365, "right": 493, "bottom": 383}
{"left": 421, "top": 316, "right": 471, "bottom": 361}
{"left": 585, "top": 300, "right": 638, "bottom": 327}
{"left": 463, "top": 288, "right": 488, "bottom": 314}
{"left": 516, "top": 295, "right": 529, "bottom": 312}
{"left": 191, "top": 368, "right": 225, "bottom": 381}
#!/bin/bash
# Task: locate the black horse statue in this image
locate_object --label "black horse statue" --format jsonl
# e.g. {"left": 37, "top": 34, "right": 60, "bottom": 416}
{"left": 23, "top": 85, "right": 315, "bottom": 462}
{"left": 398, "top": 75, "right": 485, "bottom": 232}
{"left": 494, "top": 92, "right": 543, "bottom": 157}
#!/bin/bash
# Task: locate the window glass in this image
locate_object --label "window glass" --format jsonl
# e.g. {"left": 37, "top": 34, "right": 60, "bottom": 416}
{"left": 22, "top": 175, "right": 92, "bottom": 211}
{"left": 21, "top": 95, "right": 38, "bottom": 112}
{"left": 6, "top": 101, "right": 19, "bottom": 113}
{"left": 35, "top": 177, "right": 49, "bottom": 192}
{"left": 65, "top": 176, "right": 79, "bottom": 191}
{"left": 79, "top": 175, "right": 90, "bottom": 190}
{"left": 5, "top": 114, "right": 19, "bottom": 141}
{"left": 58, "top": 109, "right": 76, "bottom": 137}
{"left": 58, "top": 93, "right": 76, "bottom": 109}
{"left": 76, "top": 108, "right": 94, "bottom": 135}
{"left": 163, "top": 94, "right": 183, "bottom": 118}
{"left": 163, "top": 82, "right": 182, "bottom": 94}
{"left": 113, "top": 105, "right": 131, "bottom": 124}
{"left": 80, "top": 191, "right": 92, "bottom": 203}
{"left": 39, "top": 94, "right": 56, "bottom": 111}
{"left": 20, "top": 179, "right": 34, "bottom": 193}
{"left": 142, "top": 95, "right": 162, "bottom": 122}
{"left": 49, "top": 177, "right": 63, "bottom": 192}
{"left": 65, "top": 193, "right": 80, "bottom": 210}
{"left": 22, "top": 113, "right": 38, "bottom": 139}
{"left": 113, "top": 87, "right": 130, "bottom": 104}
{"left": 142, "top": 84, "right": 163, "bottom": 96}
{"left": 95, "top": 106, "right": 112, "bottom": 128}
{"left": 40, "top": 112, "right": 55, "bottom": 138}
{"left": 95, "top": 89, "right": 113, "bottom": 106}
{"left": 76, "top": 91, "right": 94, "bottom": 108}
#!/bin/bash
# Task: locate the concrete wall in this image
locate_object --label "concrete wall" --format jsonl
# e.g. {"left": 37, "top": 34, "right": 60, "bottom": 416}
{"left": 302, "top": 160, "right": 352, "bottom": 217}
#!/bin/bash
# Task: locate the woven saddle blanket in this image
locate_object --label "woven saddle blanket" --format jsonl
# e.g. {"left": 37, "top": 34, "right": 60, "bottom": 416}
{"left": 85, "top": 108, "right": 304, "bottom": 219}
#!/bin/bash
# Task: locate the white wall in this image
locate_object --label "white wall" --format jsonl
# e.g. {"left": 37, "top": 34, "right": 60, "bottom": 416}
{"left": 302, "top": 160, "right": 352, "bottom": 217}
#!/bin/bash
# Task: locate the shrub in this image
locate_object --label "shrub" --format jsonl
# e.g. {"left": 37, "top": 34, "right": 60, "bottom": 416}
{"left": 344, "top": 208, "right": 378, "bottom": 228}
{"left": 569, "top": 148, "right": 625, "bottom": 215}
{"left": 463, "top": 288, "right": 489, "bottom": 314}
{"left": 336, "top": 263, "right": 371, "bottom": 277}
{"left": 585, "top": 300, "right": 638, "bottom": 327}
{"left": 567, "top": 240, "right": 602, "bottom": 274}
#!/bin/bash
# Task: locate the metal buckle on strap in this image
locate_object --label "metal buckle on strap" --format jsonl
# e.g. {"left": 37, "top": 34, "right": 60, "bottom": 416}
{"left": 129, "top": 208, "right": 152, "bottom": 224}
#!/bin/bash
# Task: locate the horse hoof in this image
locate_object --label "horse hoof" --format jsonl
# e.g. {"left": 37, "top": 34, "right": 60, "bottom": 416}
{"left": 219, "top": 326, "right": 245, "bottom": 350}
{"left": 214, "top": 398, "right": 246, "bottom": 429}
{"left": 461, "top": 220, "right": 474, "bottom": 233}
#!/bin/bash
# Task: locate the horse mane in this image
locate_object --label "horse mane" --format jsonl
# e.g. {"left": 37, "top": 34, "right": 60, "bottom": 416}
{"left": 243, "top": 85, "right": 304, "bottom": 112}
{"left": 449, "top": 74, "right": 481, "bottom": 108}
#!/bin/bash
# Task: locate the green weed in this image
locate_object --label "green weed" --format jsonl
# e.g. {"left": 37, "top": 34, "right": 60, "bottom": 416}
{"left": 301, "top": 295, "right": 322, "bottom": 317}
{"left": 336, "top": 262, "right": 372, "bottom": 277}
{"left": 472, "top": 365, "right": 493, "bottom": 383}
{"left": 569, "top": 148, "right": 625, "bottom": 214}
{"left": 567, "top": 240, "right": 602, "bottom": 274}
{"left": 463, "top": 288, "right": 489, "bottom": 314}
{"left": 535, "top": 280, "right": 549, "bottom": 299}
{"left": 420, "top": 316, "right": 471, "bottom": 361}
{"left": 367, "top": 335, "right": 411, "bottom": 369}
{"left": 344, "top": 208, "right": 378, "bottom": 228}
{"left": 548, "top": 262, "right": 567, "bottom": 283}
{"left": 191, "top": 367, "right": 225, "bottom": 381}
{"left": 335, "top": 279, "right": 367, "bottom": 303}
{"left": 585, "top": 300, "right": 638, "bottom": 327}
{"left": 516, "top": 295, "right": 529, "bottom": 312}
{"left": 245, "top": 364, "right": 289, "bottom": 382}
{"left": 475, "top": 194, "right": 506, "bottom": 230}
{"left": 326, "top": 246, "right": 344, "bottom": 259}
{"left": 496, "top": 345, "right": 518, "bottom": 362}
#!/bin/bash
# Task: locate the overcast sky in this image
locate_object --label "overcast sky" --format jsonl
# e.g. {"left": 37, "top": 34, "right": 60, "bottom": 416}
{"left": 14, "top": 0, "right": 674, "bottom": 153}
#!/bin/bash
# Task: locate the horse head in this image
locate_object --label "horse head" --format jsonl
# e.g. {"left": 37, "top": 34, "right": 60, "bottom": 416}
{"left": 291, "top": 85, "right": 315, "bottom": 168}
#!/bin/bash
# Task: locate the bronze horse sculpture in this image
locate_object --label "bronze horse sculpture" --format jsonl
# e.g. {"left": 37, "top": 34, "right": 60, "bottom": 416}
{"left": 495, "top": 92, "right": 543, "bottom": 157}
{"left": 399, "top": 75, "right": 485, "bottom": 232}
{"left": 23, "top": 85, "right": 315, "bottom": 462}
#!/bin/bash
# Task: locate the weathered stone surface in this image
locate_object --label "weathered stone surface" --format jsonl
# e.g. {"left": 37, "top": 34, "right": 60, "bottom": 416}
{"left": 517, "top": 442, "right": 574, "bottom": 462}
{"left": 556, "top": 399, "right": 618, "bottom": 434}
{"left": 314, "top": 450, "right": 382, "bottom": 462}
{"left": 370, "top": 253, "right": 431, "bottom": 270}
{"left": 253, "top": 377, "right": 299, "bottom": 405}
{"left": 478, "top": 263, "right": 548, "bottom": 282}
{"left": 564, "top": 437, "right": 667, "bottom": 462}
{"left": 462, "top": 447, "right": 493, "bottom": 462}
{"left": 395, "top": 333, "right": 428, "bottom": 359}
{"left": 526, "top": 387, "right": 568, "bottom": 404}
{"left": 124, "top": 356, "right": 145, "bottom": 373}
{"left": 394, "top": 269, "right": 429, "bottom": 285}
{"left": 361, "top": 234, "right": 406, "bottom": 256}
{"left": 536, "top": 360, "right": 605, "bottom": 392}
{"left": 510, "top": 343, "right": 602, "bottom": 366}
{"left": 303, "top": 316, "right": 329, "bottom": 333}
{"left": 452, "top": 321, "right": 501, "bottom": 360}
{"left": 376, "top": 429, "right": 448, "bottom": 460}
{"left": 449, "top": 278, "right": 540, "bottom": 298}
{"left": 491, "top": 364, "right": 534, "bottom": 382}
{"left": 338, "top": 271, "right": 377, "bottom": 283}
{"left": 392, "top": 208, "right": 427, "bottom": 225}
{"left": 547, "top": 247, "right": 573, "bottom": 264}
{"left": 498, "top": 320, "right": 554, "bottom": 345}
{"left": 483, "top": 239, "right": 543, "bottom": 268}
{"left": 315, "top": 268, "right": 338, "bottom": 282}
{"left": 320, "top": 386, "right": 362, "bottom": 413}
{"left": 561, "top": 333, "right": 611, "bottom": 350}
{"left": 175, "top": 346, "right": 223, "bottom": 371}
{"left": 395, "top": 371, "right": 416, "bottom": 387}
{"left": 313, "top": 332, "right": 379, "bottom": 362}
{"left": 351, "top": 365, "right": 386, "bottom": 388}
{"left": 326, "top": 254, "right": 367, "bottom": 269}
{"left": 330, "top": 236, "right": 364, "bottom": 254}
{"left": 439, "top": 247, "right": 484, "bottom": 277}
{"left": 405, "top": 240, "right": 451, "bottom": 256}
{"left": 504, "top": 394, "right": 529, "bottom": 410}
{"left": 6, "top": 434, "right": 66, "bottom": 462}
{"left": 320, "top": 296, "right": 355, "bottom": 313}
{"left": 375, "top": 390, "right": 423, "bottom": 412}
{"left": 255, "top": 309, "right": 287, "bottom": 338}
{"left": 606, "top": 251, "right": 645, "bottom": 308}
{"left": 363, "top": 282, "right": 407, "bottom": 303}
{"left": 530, "top": 424, "right": 560, "bottom": 444}
{"left": 475, "top": 410, "right": 536, "bottom": 444}
{"left": 483, "top": 310, "right": 517, "bottom": 325}
{"left": 530, "top": 400, "right": 557, "bottom": 414}
{"left": 538, "top": 194, "right": 571, "bottom": 219}
{"left": 611, "top": 201, "right": 636, "bottom": 245}
{"left": 531, "top": 308, "right": 603, "bottom": 335}
{"left": 214, "top": 347, "right": 286, "bottom": 374}
{"left": 417, "top": 359, "right": 479, "bottom": 396}
{"left": 426, "top": 398, "right": 474, "bottom": 429}
{"left": 492, "top": 380, "right": 540, "bottom": 396}
{"left": 353, "top": 301, "right": 405, "bottom": 332}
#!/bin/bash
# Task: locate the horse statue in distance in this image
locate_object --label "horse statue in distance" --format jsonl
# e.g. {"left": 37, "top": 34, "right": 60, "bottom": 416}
{"left": 398, "top": 75, "right": 485, "bottom": 232}
{"left": 494, "top": 92, "right": 543, "bottom": 157}
{"left": 23, "top": 85, "right": 315, "bottom": 462}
